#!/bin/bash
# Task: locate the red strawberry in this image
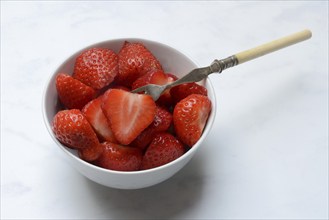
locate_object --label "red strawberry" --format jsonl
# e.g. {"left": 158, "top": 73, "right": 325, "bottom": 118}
{"left": 173, "top": 94, "right": 211, "bottom": 147}
{"left": 165, "top": 73, "right": 178, "bottom": 83}
{"left": 157, "top": 73, "right": 178, "bottom": 106}
{"left": 111, "top": 85, "right": 130, "bottom": 91}
{"left": 52, "top": 109, "right": 99, "bottom": 149}
{"left": 78, "top": 143, "right": 103, "bottom": 162}
{"left": 131, "top": 70, "right": 168, "bottom": 90}
{"left": 94, "top": 142, "right": 143, "bottom": 171}
{"left": 132, "top": 71, "right": 178, "bottom": 106}
{"left": 73, "top": 48, "right": 118, "bottom": 89}
{"left": 131, "top": 106, "right": 172, "bottom": 150}
{"left": 82, "top": 96, "right": 117, "bottom": 143}
{"left": 101, "top": 89, "right": 156, "bottom": 145}
{"left": 170, "top": 82, "right": 207, "bottom": 104}
{"left": 56, "top": 73, "right": 96, "bottom": 109}
{"left": 140, "top": 132, "right": 185, "bottom": 170}
{"left": 116, "top": 41, "right": 163, "bottom": 87}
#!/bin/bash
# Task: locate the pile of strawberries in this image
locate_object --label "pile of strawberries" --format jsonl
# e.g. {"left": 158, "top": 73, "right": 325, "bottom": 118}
{"left": 52, "top": 41, "right": 211, "bottom": 171}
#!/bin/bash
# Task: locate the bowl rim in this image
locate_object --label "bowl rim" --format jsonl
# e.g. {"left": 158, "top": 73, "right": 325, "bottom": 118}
{"left": 42, "top": 37, "right": 217, "bottom": 175}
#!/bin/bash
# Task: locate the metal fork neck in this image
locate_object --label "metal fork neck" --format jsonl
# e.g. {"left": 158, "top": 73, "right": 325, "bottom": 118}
{"left": 210, "top": 55, "right": 239, "bottom": 73}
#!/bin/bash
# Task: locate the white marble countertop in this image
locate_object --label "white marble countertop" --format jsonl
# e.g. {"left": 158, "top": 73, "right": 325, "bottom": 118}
{"left": 1, "top": 1, "right": 328, "bottom": 219}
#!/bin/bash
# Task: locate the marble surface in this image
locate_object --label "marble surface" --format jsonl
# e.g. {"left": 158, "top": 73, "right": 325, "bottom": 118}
{"left": 1, "top": 1, "right": 328, "bottom": 219}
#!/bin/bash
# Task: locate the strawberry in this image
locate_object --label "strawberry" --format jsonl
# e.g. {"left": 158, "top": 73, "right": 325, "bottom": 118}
{"left": 116, "top": 41, "right": 163, "bottom": 87}
{"left": 52, "top": 109, "right": 99, "bottom": 149}
{"left": 78, "top": 143, "right": 103, "bottom": 162}
{"left": 157, "top": 73, "right": 178, "bottom": 106}
{"left": 165, "top": 73, "right": 179, "bottom": 83}
{"left": 111, "top": 85, "right": 130, "bottom": 91}
{"left": 131, "top": 106, "right": 172, "bottom": 150}
{"left": 173, "top": 94, "right": 211, "bottom": 147}
{"left": 170, "top": 82, "right": 207, "bottom": 104}
{"left": 73, "top": 48, "right": 118, "bottom": 89}
{"left": 132, "top": 71, "right": 178, "bottom": 107}
{"left": 56, "top": 73, "right": 96, "bottom": 109}
{"left": 94, "top": 142, "right": 143, "bottom": 171}
{"left": 131, "top": 70, "right": 168, "bottom": 90}
{"left": 140, "top": 132, "right": 185, "bottom": 170}
{"left": 82, "top": 96, "right": 117, "bottom": 143}
{"left": 101, "top": 89, "right": 156, "bottom": 145}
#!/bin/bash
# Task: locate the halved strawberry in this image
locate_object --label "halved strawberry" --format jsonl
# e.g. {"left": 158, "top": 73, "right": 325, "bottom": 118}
{"left": 131, "top": 106, "right": 172, "bottom": 150}
{"left": 52, "top": 109, "right": 99, "bottom": 149}
{"left": 170, "top": 82, "right": 208, "bottom": 104}
{"left": 101, "top": 89, "right": 156, "bottom": 145}
{"left": 94, "top": 142, "right": 143, "bottom": 171}
{"left": 73, "top": 48, "right": 118, "bottom": 89}
{"left": 140, "top": 132, "right": 185, "bottom": 170}
{"left": 116, "top": 41, "right": 163, "bottom": 87}
{"left": 173, "top": 94, "right": 211, "bottom": 147}
{"left": 56, "top": 73, "right": 96, "bottom": 109}
{"left": 82, "top": 96, "right": 117, "bottom": 143}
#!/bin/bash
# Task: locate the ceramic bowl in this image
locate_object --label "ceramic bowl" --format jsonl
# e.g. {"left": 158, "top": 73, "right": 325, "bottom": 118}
{"left": 42, "top": 38, "right": 216, "bottom": 189}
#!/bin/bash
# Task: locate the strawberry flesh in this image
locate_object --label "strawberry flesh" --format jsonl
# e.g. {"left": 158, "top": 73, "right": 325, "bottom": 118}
{"left": 101, "top": 89, "right": 156, "bottom": 145}
{"left": 82, "top": 96, "right": 117, "bottom": 143}
{"left": 131, "top": 106, "right": 172, "bottom": 150}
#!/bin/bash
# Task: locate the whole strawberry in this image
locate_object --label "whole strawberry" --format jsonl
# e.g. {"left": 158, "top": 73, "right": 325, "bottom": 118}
{"left": 132, "top": 71, "right": 178, "bottom": 107}
{"left": 116, "top": 41, "right": 163, "bottom": 87}
{"left": 73, "top": 48, "right": 118, "bottom": 89}
{"left": 78, "top": 143, "right": 103, "bottom": 162}
{"left": 94, "top": 142, "right": 143, "bottom": 171}
{"left": 56, "top": 73, "right": 96, "bottom": 109}
{"left": 170, "top": 82, "right": 208, "bottom": 104}
{"left": 52, "top": 109, "right": 99, "bottom": 149}
{"left": 173, "top": 94, "right": 211, "bottom": 147}
{"left": 156, "top": 73, "right": 178, "bottom": 107}
{"left": 140, "top": 132, "right": 185, "bottom": 170}
{"left": 131, "top": 70, "right": 168, "bottom": 91}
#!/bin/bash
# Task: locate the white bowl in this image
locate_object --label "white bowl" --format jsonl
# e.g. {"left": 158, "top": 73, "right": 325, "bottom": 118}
{"left": 42, "top": 38, "right": 216, "bottom": 189}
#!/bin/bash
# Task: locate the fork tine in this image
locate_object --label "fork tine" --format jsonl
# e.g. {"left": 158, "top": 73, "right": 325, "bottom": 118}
{"left": 131, "top": 84, "right": 166, "bottom": 101}
{"left": 131, "top": 85, "right": 148, "bottom": 94}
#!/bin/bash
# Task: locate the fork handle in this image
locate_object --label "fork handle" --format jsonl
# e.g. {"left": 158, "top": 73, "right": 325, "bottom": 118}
{"left": 211, "top": 29, "right": 312, "bottom": 73}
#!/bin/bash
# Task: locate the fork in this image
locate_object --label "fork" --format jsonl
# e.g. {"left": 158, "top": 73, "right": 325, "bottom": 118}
{"left": 132, "top": 29, "right": 312, "bottom": 101}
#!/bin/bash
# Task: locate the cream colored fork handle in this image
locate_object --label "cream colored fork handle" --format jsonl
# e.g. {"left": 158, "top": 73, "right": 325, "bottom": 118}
{"left": 235, "top": 29, "right": 312, "bottom": 64}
